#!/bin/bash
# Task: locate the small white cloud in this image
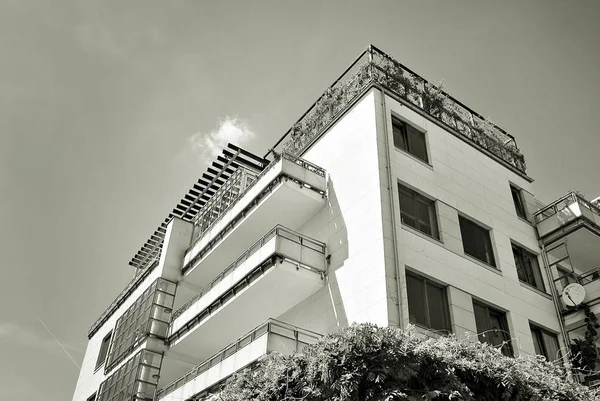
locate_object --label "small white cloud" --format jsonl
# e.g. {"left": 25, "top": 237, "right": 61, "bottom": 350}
{"left": 190, "top": 117, "right": 255, "bottom": 162}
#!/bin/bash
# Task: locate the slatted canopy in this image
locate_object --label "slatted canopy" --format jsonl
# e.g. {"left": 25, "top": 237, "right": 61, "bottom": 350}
{"left": 128, "top": 143, "right": 268, "bottom": 271}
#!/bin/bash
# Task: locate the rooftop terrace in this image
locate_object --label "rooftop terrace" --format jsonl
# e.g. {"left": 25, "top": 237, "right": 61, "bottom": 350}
{"left": 270, "top": 44, "right": 527, "bottom": 176}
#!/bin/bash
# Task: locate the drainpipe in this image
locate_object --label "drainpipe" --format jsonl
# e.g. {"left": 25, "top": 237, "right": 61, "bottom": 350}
{"left": 378, "top": 85, "right": 405, "bottom": 328}
{"left": 541, "top": 244, "right": 572, "bottom": 379}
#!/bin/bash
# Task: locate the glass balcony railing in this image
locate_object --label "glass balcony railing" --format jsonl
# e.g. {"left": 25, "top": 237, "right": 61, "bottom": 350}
{"left": 534, "top": 192, "right": 600, "bottom": 239}
{"left": 156, "top": 319, "right": 321, "bottom": 401}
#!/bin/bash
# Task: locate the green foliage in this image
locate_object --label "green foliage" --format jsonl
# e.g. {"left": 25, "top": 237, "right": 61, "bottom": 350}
{"left": 220, "top": 324, "right": 599, "bottom": 401}
{"left": 570, "top": 305, "right": 600, "bottom": 376}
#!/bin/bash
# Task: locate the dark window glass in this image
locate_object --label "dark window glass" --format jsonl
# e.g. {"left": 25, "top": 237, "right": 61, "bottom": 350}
{"left": 87, "top": 393, "right": 97, "bottom": 401}
{"left": 530, "top": 325, "right": 561, "bottom": 362}
{"left": 511, "top": 185, "right": 527, "bottom": 219}
{"left": 473, "top": 301, "right": 512, "bottom": 356}
{"left": 95, "top": 331, "right": 112, "bottom": 370}
{"left": 459, "top": 216, "right": 496, "bottom": 267}
{"left": 406, "top": 272, "right": 451, "bottom": 333}
{"left": 392, "top": 117, "right": 429, "bottom": 163}
{"left": 398, "top": 184, "right": 439, "bottom": 239}
{"left": 512, "top": 244, "right": 545, "bottom": 291}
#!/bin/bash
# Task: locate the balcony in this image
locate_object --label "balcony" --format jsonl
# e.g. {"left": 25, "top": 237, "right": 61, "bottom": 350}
{"left": 156, "top": 320, "right": 321, "bottom": 401}
{"left": 167, "top": 226, "right": 325, "bottom": 364}
{"left": 182, "top": 153, "right": 327, "bottom": 288}
{"left": 535, "top": 192, "right": 600, "bottom": 244}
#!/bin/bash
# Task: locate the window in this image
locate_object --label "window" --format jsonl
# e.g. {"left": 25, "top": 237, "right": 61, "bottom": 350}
{"left": 392, "top": 117, "right": 429, "bottom": 163}
{"left": 473, "top": 301, "right": 513, "bottom": 356}
{"left": 95, "top": 331, "right": 112, "bottom": 370}
{"left": 458, "top": 216, "right": 496, "bottom": 267}
{"left": 530, "top": 324, "right": 561, "bottom": 363}
{"left": 398, "top": 184, "right": 439, "bottom": 239}
{"left": 87, "top": 393, "right": 97, "bottom": 401}
{"left": 510, "top": 185, "right": 527, "bottom": 219}
{"left": 512, "top": 244, "right": 545, "bottom": 291}
{"left": 406, "top": 272, "right": 451, "bottom": 333}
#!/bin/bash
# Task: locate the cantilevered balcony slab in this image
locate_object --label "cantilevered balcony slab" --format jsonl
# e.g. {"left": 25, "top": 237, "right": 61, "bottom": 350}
{"left": 535, "top": 192, "right": 600, "bottom": 245}
{"left": 182, "top": 154, "right": 327, "bottom": 288}
{"left": 157, "top": 320, "right": 321, "bottom": 401}
{"left": 168, "top": 226, "right": 325, "bottom": 363}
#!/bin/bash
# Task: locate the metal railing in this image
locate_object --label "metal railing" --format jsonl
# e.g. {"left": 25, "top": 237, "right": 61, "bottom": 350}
{"left": 184, "top": 152, "right": 326, "bottom": 270}
{"left": 270, "top": 45, "right": 527, "bottom": 175}
{"left": 173, "top": 225, "right": 325, "bottom": 320}
{"left": 156, "top": 319, "right": 321, "bottom": 399}
{"left": 88, "top": 258, "right": 159, "bottom": 338}
{"left": 534, "top": 191, "right": 600, "bottom": 224}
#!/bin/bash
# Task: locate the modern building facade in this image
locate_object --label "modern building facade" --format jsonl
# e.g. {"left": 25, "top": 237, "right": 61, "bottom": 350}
{"left": 71, "top": 45, "right": 598, "bottom": 401}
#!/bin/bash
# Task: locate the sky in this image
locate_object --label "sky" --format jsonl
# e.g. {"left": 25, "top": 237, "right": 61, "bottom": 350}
{"left": 1, "top": 1, "right": 599, "bottom": 400}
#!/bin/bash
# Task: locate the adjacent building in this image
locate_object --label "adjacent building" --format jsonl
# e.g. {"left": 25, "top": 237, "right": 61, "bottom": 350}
{"left": 71, "top": 45, "right": 599, "bottom": 401}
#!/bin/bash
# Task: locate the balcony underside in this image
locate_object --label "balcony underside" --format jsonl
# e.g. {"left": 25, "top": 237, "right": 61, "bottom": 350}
{"left": 167, "top": 258, "right": 323, "bottom": 369}
{"left": 181, "top": 179, "right": 325, "bottom": 289}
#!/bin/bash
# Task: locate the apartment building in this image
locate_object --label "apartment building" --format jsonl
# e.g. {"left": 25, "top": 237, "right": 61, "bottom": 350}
{"left": 71, "top": 45, "right": 590, "bottom": 401}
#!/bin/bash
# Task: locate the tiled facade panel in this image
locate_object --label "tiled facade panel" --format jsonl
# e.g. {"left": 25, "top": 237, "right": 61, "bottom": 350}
{"left": 380, "top": 92, "right": 561, "bottom": 357}
{"left": 279, "top": 90, "right": 391, "bottom": 334}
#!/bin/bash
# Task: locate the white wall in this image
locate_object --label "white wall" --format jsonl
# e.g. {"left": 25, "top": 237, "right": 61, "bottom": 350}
{"left": 279, "top": 89, "right": 391, "bottom": 334}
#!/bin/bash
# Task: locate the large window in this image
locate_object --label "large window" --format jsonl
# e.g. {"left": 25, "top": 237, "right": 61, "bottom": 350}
{"left": 510, "top": 185, "right": 527, "bottom": 219}
{"left": 105, "top": 278, "right": 176, "bottom": 372}
{"left": 473, "top": 301, "right": 513, "bottom": 356}
{"left": 512, "top": 244, "right": 545, "bottom": 291}
{"left": 398, "top": 184, "right": 439, "bottom": 239}
{"left": 406, "top": 272, "right": 451, "bottom": 333}
{"left": 530, "top": 324, "right": 561, "bottom": 363}
{"left": 95, "top": 331, "right": 112, "bottom": 370}
{"left": 392, "top": 117, "right": 429, "bottom": 163}
{"left": 459, "top": 216, "right": 496, "bottom": 267}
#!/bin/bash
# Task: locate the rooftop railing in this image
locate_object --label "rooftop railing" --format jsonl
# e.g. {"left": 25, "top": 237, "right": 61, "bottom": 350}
{"left": 173, "top": 225, "right": 325, "bottom": 321}
{"left": 156, "top": 319, "right": 321, "bottom": 400}
{"left": 270, "top": 45, "right": 526, "bottom": 175}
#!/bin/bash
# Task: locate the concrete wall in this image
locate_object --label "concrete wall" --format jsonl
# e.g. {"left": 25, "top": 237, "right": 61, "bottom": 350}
{"left": 279, "top": 89, "right": 391, "bottom": 334}
{"left": 380, "top": 91, "right": 561, "bottom": 357}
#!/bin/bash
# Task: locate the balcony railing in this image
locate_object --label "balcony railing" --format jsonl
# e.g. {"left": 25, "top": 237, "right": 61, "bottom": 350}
{"left": 156, "top": 319, "right": 321, "bottom": 400}
{"left": 270, "top": 44, "right": 526, "bottom": 175}
{"left": 183, "top": 152, "right": 326, "bottom": 273}
{"left": 173, "top": 225, "right": 325, "bottom": 321}
{"left": 88, "top": 258, "right": 159, "bottom": 339}
{"left": 534, "top": 192, "right": 600, "bottom": 240}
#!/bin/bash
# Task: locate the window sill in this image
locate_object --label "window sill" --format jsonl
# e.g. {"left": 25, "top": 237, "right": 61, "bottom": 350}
{"left": 393, "top": 146, "right": 434, "bottom": 170}
{"left": 94, "top": 363, "right": 105, "bottom": 374}
{"left": 401, "top": 225, "right": 443, "bottom": 245}
{"left": 462, "top": 253, "right": 502, "bottom": 275}
{"left": 519, "top": 282, "right": 552, "bottom": 299}
{"left": 409, "top": 322, "right": 450, "bottom": 338}
{"left": 517, "top": 215, "right": 534, "bottom": 227}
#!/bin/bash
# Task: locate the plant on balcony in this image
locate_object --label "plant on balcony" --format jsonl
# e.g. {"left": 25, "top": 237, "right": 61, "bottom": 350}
{"left": 570, "top": 304, "right": 600, "bottom": 379}
{"left": 220, "top": 324, "right": 598, "bottom": 401}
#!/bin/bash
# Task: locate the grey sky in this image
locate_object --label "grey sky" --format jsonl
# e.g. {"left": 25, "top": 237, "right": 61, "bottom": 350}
{"left": 1, "top": 1, "right": 599, "bottom": 400}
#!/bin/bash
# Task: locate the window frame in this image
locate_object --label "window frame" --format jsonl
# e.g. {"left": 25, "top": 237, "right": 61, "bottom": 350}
{"left": 95, "top": 331, "right": 113, "bottom": 371}
{"left": 473, "top": 300, "right": 513, "bottom": 356}
{"left": 512, "top": 243, "right": 545, "bottom": 292}
{"left": 406, "top": 271, "right": 451, "bottom": 333}
{"left": 530, "top": 324, "right": 561, "bottom": 363}
{"left": 458, "top": 215, "right": 496, "bottom": 268}
{"left": 398, "top": 183, "right": 440, "bottom": 240}
{"left": 510, "top": 184, "right": 528, "bottom": 219}
{"left": 391, "top": 116, "right": 429, "bottom": 163}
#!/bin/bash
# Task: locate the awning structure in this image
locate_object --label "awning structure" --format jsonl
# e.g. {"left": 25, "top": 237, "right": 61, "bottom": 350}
{"left": 128, "top": 144, "right": 268, "bottom": 272}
